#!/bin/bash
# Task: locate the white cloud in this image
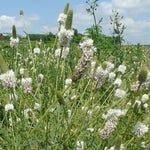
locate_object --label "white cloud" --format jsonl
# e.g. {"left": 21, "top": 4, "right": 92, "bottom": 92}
{"left": 72, "top": 1, "right": 150, "bottom": 44}
{"left": 73, "top": 4, "right": 93, "bottom": 31}
{"left": 0, "top": 14, "right": 40, "bottom": 33}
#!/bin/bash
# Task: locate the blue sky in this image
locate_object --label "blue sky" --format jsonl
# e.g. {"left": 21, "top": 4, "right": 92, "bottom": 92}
{"left": 0, "top": 0, "right": 150, "bottom": 44}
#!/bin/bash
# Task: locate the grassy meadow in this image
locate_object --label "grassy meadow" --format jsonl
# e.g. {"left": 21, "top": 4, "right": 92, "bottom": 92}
{"left": 0, "top": 2, "right": 150, "bottom": 150}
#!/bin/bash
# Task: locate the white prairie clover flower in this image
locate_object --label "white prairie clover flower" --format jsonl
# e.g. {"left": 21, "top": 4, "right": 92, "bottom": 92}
{"left": 94, "top": 66, "right": 109, "bottom": 89}
{"left": 130, "top": 81, "right": 140, "bottom": 92}
{"left": 99, "top": 118, "right": 118, "bottom": 140}
{"left": 55, "top": 49, "right": 61, "bottom": 58}
{"left": 23, "top": 108, "right": 32, "bottom": 119}
{"left": 76, "top": 141, "right": 84, "bottom": 150}
{"left": 114, "top": 78, "right": 122, "bottom": 87}
{"left": 134, "top": 100, "right": 141, "bottom": 107}
{"left": 20, "top": 68, "right": 24, "bottom": 75}
{"left": 141, "top": 94, "right": 149, "bottom": 103}
{"left": 38, "top": 74, "right": 44, "bottom": 87}
{"left": 0, "top": 70, "right": 17, "bottom": 89}
{"left": 72, "top": 38, "right": 94, "bottom": 81}
{"left": 132, "top": 121, "right": 149, "bottom": 137}
{"left": 58, "top": 26, "right": 74, "bottom": 47}
{"left": 5, "top": 104, "right": 14, "bottom": 112}
{"left": 109, "top": 72, "right": 116, "bottom": 80}
{"left": 21, "top": 78, "right": 32, "bottom": 93}
{"left": 106, "top": 62, "right": 114, "bottom": 72}
{"left": 79, "top": 38, "right": 93, "bottom": 51}
{"left": 34, "top": 103, "right": 41, "bottom": 111}
{"left": 65, "top": 78, "right": 72, "bottom": 86}
{"left": 34, "top": 47, "right": 40, "bottom": 54}
{"left": 87, "top": 128, "right": 94, "bottom": 132}
{"left": 10, "top": 37, "right": 19, "bottom": 48}
{"left": 118, "top": 65, "right": 126, "bottom": 74}
{"left": 115, "top": 89, "right": 126, "bottom": 98}
{"left": 57, "top": 13, "right": 67, "bottom": 24}
{"left": 102, "top": 109, "right": 127, "bottom": 120}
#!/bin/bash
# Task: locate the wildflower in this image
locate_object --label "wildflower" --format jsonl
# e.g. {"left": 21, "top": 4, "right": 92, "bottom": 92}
{"left": 115, "top": 89, "right": 126, "bottom": 98}
{"left": 76, "top": 141, "right": 84, "bottom": 150}
{"left": 23, "top": 108, "right": 32, "bottom": 119}
{"left": 55, "top": 49, "right": 61, "bottom": 58}
{"left": 130, "top": 81, "right": 139, "bottom": 92}
{"left": 141, "top": 94, "right": 149, "bottom": 103}
{"left": 5, "top": 104, "right": 14, "bottom": 112}
{"left": 109, "top": 72, "right": 116, "bottom": 80}
{"left": 134, "top": 100, "right": 141, "bottom": 107}
{"left": 114, "top": 78, "right": 122, "bottom": 87}
{"left": 34, "top": 103, "right": 41, "bottom": 111}
{"left": 38, "top": 73, "right": 44, "bottom": 87}
{"left": 20, "top": 68, "right": 24, "bottom": 75}
{"left": 0, "top": 70, "right": 17, "bottom": 88}
{"left": 10, "top": 37, "right": 19, "bottom": 48}
{"left": 57, "top": 13, "right": 67, "bottom": 25}
{"left": 34, "top": 47, "right": 40, "bottom": 54}
{"left": 79, "top": 38, "right": 94, "bottom": 51}
{"left": 87, "top": 128, "right": 94, "bottom": 132}
{"left": 102, "top": 109, "right": 127, "bottom": 120}
{"left": 72, "top": 38, "right": 95, "bottom": 81}
{"left": 132, "top": 121, "right": 149, "bottom": 137}
{"left": 21, "top": 77, "right": 32, "bottom": 93}
{"left": 106, "top": 62, "right": 114, "bottom": 72}
{"left": 94, "top": 66, "right": 108, "bottom": 89}
{"left": 65, "top": 78, "right": 72, "bottom": 86}
{"left": 143, "top": 103, "right": 149, "bottom": 110}
{"left": 118, "top": 65, "right": 126, "bottom": 74}
{"left": 99, "top": 118, "right": 118, "bottom": 140}
{"left": 58, "top": 26, "right": 74, "bottom": 47}
{"left": 141, "top": 142, "right": 147, "bottom": 148}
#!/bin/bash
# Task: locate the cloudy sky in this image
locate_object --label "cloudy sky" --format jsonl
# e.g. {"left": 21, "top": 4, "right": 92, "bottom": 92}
{"left": 0, "top": 0, "right": 150, "bottom": 45}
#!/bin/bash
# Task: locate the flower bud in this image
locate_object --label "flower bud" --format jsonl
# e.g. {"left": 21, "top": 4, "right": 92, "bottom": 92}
{"left": 12, "top": 25, "right": 17, "bottom": 39}
{"left": 20, "top": 10, "right": 24, "bottom": 16}
{"left": 138, "top": 64, "right": 148, "bottom": 83}
{"left": 63, "top": 3, "right": 69, "bottom": 14}
{"left": 65, "top": 9, "right": 73, "bottom": 30}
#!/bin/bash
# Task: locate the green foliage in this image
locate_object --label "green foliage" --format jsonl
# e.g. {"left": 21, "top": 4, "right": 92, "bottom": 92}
{"left": 0, "top": 53, "right": 8, "bottom": 73}
{"left": 110, "top": 10, "right": 126, "bottom": 45}
{"left": 24, "top": 32, "right": 55, "bottom": 42}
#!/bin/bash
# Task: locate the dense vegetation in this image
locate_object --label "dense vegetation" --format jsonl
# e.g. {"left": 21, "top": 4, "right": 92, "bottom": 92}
{"left": 0, "top": 1, "right": 150, "bottom": 150}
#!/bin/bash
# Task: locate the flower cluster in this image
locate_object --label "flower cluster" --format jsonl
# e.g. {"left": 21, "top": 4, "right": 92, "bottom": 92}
{"left": 57, "top": 13, "right": 67, "bottom": 25}
{"left": 115, "top": 89, "right": 126, "bottom": 98}
{"left": 72, "top": 38, "right": 95, "bottom": 81}
{"left": 10, "top": 37, "right": 19, "bottom": 48}
{"left": 58, "top": 27, "right": 74, "bottom": 47}
{"left": 21, "top": 78, "right": 32, "bottom": 93}
{"left": 0, "top": 70, "right": 17, "bottom": 88}
{"left": 132, "top": 121, "right": 149, "bottom": 137}
{"left": 34, "top": 47, "right": 40, "bottom": 54}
